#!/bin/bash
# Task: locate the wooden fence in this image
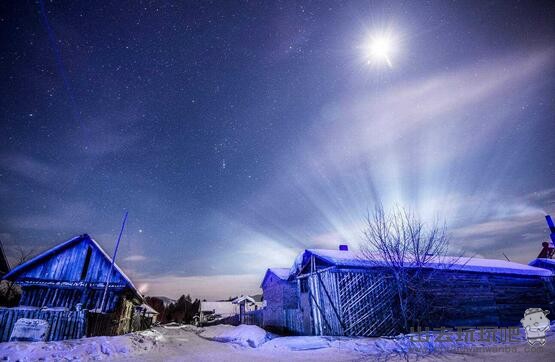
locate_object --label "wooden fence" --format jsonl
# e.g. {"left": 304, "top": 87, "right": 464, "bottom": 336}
{"left": 0, "top": 304, "right": 152, "bottom": 342}
{"left": 242, "top": 309, "right": 263, "bottom": 326}
{"left": 0, "top": 308, "right": 86, "bottom": 342}
{"left": 204, "top": 309, "right": 264, "bottom": 329}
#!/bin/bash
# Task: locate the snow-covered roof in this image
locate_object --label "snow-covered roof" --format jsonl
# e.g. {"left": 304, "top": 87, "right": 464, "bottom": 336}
{"left": 233, "top": 295, "right": 256, "bottom": 304}
{"left": 529, "top": 258, "right": 555, "bottom": 271}
{"left": 530, "top": 258, "right": 555, "bottom": 266}
{"left": 269, "top": 268, "right": 291, "bottom": 280}
{"left": 2, "top": 234, "right": 143, "bottom": 301}
{"left": 140, "top": 303, "right": 159, "bottom": 315}
{"left": 200, "top": 301, "right": 238, "bottom": 316}
{"left": 290, "top": 249, "right": 553, "bottom": 277}
{"left": 260, "top": 267, "right": 291, "bottom": 288}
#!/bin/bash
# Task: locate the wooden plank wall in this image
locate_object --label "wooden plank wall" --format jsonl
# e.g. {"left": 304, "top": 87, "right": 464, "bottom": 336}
{"left": 17, "top": 239, "right": 127, "bottom": 286}
{"left": 86, "top": 312, "right": 117, "bottom": 337}
{"left": 243, "top": 309, "right": 263, "bottom": 326}
{"left": 86, "top": 300, "right": 140, "bottom": 337}
{"left": 283, "top": 308, "right": 303, "bottom": 335}
{"left": 306, "top": 268, "right": 554, "bottom": 337}
{"left": 20, "top": 287, "right": 121, "bottom": 312}
{"left": 308, "top": 271, "right": 344, "bottom": 336}
{"left": 426, "top": 271, "right": 554, "bottom": 327}
{"left": 329, "top": 269, "right": 396, "bottom": 337}
{"left": 0, "top": 308, "right": 86, "bottom": 342}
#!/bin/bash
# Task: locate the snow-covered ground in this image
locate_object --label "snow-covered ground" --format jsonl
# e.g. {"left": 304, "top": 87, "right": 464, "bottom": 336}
{"left": 1, "top": 323, "right": 554, "bottom": 361}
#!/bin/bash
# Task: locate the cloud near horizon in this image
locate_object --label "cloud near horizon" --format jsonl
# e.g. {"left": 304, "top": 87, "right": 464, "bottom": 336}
{"left": 135, "top": 274, "right": 263, "bottom": 300}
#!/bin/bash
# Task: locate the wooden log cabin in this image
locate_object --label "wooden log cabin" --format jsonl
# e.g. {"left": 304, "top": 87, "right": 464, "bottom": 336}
{"left": 262, "top": 248, "right": 555, "bottom": 337}
{"left": 3, "top": 234, "right": 142, "bottom": 312}
{"left": 1, "top": 234, "right": 144, "bottom": 339}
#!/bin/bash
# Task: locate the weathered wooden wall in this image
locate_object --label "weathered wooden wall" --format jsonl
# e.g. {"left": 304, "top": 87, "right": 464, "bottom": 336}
{"left": 0, "top": 308, "right": 86, "bottom": 342}
{"left": 303, "top": 267, "right": 554, "bottom": 337}
{"left": 307, "top": 269, "right": 397, "bottom": 337}
{"left": 16, "top": 240, "right": 128, "bottom": 287}
{"left": 9, "top": 236, "right": 138, "bottom": 314}
{"left": 243, "top": 309, "right": 263, "bottom": 326}
{"left": 19, "top": 287, "right": 121, "bottom": 312}
{"left": 262, "top": 273, "right": 298, "bottom": 332}
{"left": 87, "top": 298, "right": 136, "bottom": 337}
{"left": 425, "top": 271, "right": 555, "bottom": 327}
{"left": 283, "top": 309, "right": 303, "bottom": 334}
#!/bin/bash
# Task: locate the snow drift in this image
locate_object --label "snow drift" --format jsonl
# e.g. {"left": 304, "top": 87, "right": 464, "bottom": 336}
{"left": 0, "top": 329, "right": 164, "bottom": 361}
{"left": 201, "top": 324, "right": 269, "bottom": 348}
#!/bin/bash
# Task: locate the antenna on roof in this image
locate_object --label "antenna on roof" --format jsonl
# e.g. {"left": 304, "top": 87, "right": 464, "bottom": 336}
{"left": 100, "top": 211, "right": 128, "bottom": 312}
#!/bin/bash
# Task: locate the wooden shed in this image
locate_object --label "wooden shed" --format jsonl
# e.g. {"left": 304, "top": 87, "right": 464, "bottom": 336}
{"left": 260, "top": 268, "right": 298, "bottom": 333}
{"left": 1, "top": 234, "right": 144, "bottom": 341}
{"left": 265, "top": 248, "right": 555, "bottom": 337}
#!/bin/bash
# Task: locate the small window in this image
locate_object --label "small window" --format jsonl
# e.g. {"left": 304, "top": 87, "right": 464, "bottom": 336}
{"left": 80, "top": 246, "right": 92, "bottom": 280}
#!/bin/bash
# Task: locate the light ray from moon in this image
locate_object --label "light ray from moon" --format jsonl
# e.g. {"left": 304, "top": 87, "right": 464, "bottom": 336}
{"left": 362, "top": 31, "right": 398, "bottom": 68}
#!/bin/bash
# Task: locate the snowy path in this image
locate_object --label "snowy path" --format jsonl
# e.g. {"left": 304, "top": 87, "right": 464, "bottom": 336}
{"left": 2, "top": 324, "right": 555, "bottom": 361}
{"left": 112, "top": 326, "right": 367, "bottom": 362}
{"left": 111, "top": 325, "right": 555, "bottom": 362}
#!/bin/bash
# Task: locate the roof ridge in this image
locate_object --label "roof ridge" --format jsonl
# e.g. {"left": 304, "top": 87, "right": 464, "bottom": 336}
{"left": 2, "top": 234, "right": 84, "bottom": 279}
{"left": 2, "top": 234, "right": 141, "bottom": 298}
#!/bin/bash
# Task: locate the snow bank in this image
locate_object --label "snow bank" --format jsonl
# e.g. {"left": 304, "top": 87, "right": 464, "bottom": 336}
{"left": 162, "top": 322, "right": 186, "bottom": 329}
{"left": 263, "top": 336, "right": 331, "bottom": 351}
{"left": 198, "top": 324, "right": 235, "bottom": 339}
{"left": 0, "top": 329, "right": 163, "bottom": 361}
{"left": 201, "top": 324, "right": 269, "bottom": 348}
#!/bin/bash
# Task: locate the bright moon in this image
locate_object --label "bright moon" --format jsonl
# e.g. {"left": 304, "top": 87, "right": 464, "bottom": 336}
{"left": 363, "top": 32, "right": 397, "bottom": 68}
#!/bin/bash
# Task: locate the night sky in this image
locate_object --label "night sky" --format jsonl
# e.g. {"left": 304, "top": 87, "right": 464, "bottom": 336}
{"left": 1, "top": 1, "right": 554, "bottom": 299}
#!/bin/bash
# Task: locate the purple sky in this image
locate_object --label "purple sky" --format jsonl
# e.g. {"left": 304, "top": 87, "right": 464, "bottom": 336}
{"left": 1, "top": 1, "right": 554, "bottom": 299}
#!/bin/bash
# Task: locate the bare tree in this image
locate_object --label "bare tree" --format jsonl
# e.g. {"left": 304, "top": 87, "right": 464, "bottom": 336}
{"left": 14, "top": 246, "right": 35, "bottom": 266}
{"left": 0, "top": 246, "right": 36, "bottom": 307}
{"left": 360, "top": 204, "right": 462, "bottom": 333}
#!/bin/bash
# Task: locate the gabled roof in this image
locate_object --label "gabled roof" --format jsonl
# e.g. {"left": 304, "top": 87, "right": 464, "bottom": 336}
{"left": 140, "top": 303, "right": 159, "bottom": 315}
{"left": 232, "top": 295, "right": 256, "bottom": 304}
{"left": 529, "top": 258, "right": 555, "bottom": 271}
{"left": 290, "top": 249, "right": 553, "bottom": 277}
{"left": 260, "top": 267, "right": 291, "bottom": 288}
{"left": 3, "top": 234, "right": 142, "bottom": 299}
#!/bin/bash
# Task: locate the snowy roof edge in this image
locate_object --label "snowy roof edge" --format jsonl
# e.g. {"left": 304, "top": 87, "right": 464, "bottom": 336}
{"left": 260, "top": 267, "right": 291, "bottom": 288}
{"left": 289, "top": 249, "right": 553, "bottom": 277}
{"left": 2, "top": 234, "right": 143, "bottom": 300}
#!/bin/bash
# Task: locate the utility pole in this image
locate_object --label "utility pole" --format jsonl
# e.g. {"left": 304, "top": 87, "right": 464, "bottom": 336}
{"left": 100, "top": 211, "right": 128, "bottom": 312}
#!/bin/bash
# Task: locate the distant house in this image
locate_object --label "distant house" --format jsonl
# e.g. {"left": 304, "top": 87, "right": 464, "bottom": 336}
{"left": 199, "top": 301, "right": 237, "bottom": 323}
{"left": 263, "top": 247, "right": 555, "bottom": 337}
{"left": 138, "top": 303, "right": 159, "bottom": 327}
{"left": 1, "top": 234, "right": 145, "bottom": 341}
{"left": 198, "top": 295, "right": 262, "bottom": 325}
{"left": 260, "top": 268, "right": 297, "bottom": 332}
